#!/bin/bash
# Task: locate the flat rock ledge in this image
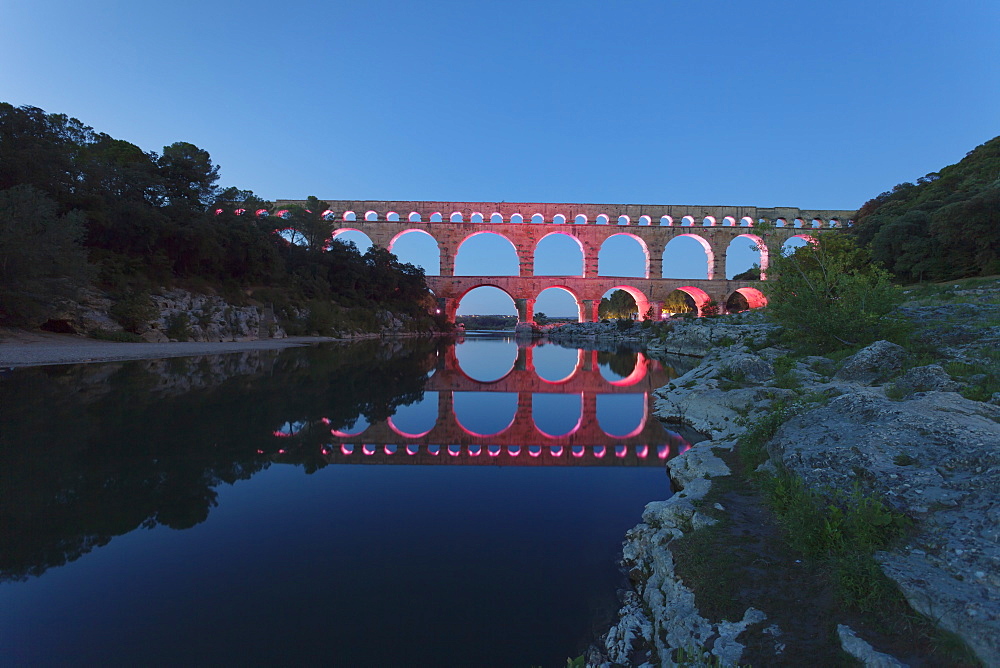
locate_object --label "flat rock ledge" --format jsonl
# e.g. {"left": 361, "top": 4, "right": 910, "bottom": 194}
{"left": 593, "top": 338, "right": 997, "bottom": 666}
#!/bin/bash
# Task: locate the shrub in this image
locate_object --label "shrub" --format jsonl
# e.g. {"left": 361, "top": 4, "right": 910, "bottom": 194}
{"left": 165, "top": 313, "right": 191, "bottom": 341}
{"left": 109, "top": 291, "right": 158, "bottom": 333}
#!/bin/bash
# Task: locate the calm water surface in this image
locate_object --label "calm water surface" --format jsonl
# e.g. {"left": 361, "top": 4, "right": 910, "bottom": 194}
{"left": 0, "top": 337, "right": 699, "bottom": 666}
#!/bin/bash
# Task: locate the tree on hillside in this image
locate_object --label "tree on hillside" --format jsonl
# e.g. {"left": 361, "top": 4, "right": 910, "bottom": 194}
{"left": 763, "top": 233, "right": 902, "bottom": 351}
{"left": 278, "top": 196, "right": 334, "bottom": 251}
{"left": 157, "top": 141, "right": 220, "bottom": 210}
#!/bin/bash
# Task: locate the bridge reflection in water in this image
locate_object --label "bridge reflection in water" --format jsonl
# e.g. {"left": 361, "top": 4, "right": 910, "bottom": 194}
{"left": 273, "top": 341, "right": 697, "bottom": 467}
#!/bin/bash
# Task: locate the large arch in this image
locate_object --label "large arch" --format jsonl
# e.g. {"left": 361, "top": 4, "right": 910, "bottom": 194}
{"left": 662, "top": 234, "right": 713, "bottom": 279}
{"left": 534, "top": 231, "right": 584, "bottom": 276}
{"left": 598, "top": 233, "right": 649, "bottom": 278}
{"left": 330, "top": 228, "right": 374, "bottom": 253}
{"left": 388, "top": 229, "right": 441, "bottom": 275}
{"left": 725, "top": 233, "right": 768, "bottom": 279}
{"left": 455, "top": 231, "right": 519, "bottom": 276}
{"left": 453, "top": 392, "right": 517, "bottom": 437}
{"left": 673, "top": 285, "right": 712, "bottom": 316}
{"left": 454, "top": 284, "right": 518, "bottom": 317}
{"left": 534, "top": 285, "right": 582, "bottom": 322}
{"left": 602, "top": 284, "right": 651, "bottom": 321}
{"left": 726, "top": 287, "right": 768, "bottom": 313}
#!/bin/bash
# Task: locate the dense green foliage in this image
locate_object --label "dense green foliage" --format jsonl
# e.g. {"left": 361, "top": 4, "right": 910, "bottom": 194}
{"left": 763, "top": 233, "right": 903, "bottom": 351}
{"left": 851, "top": 135, "right": 1000, "bottom": 282}
{"left": 0, "top": 103, "right": 437, "bottom": 328}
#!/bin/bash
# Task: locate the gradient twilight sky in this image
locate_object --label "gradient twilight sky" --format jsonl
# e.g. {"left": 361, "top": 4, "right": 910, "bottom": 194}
{"left": 3, "top": 1, "right": 998, "bottom": 315}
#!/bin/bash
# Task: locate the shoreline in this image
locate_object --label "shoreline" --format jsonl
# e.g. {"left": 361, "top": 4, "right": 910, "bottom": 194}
{"left": 0, "top": 329, "right": 343, "bottom": 368}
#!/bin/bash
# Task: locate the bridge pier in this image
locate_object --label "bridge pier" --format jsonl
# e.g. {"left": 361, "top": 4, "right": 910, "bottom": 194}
{"left": 515, "top": 298, "right": 535, "bottom": 324}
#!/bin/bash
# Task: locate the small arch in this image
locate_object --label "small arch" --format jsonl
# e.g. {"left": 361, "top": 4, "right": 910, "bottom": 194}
{"left": 702, "top": 216, "right": 716, "bottom": 227}
{"left": 811, "top": 218, "right": 823, "bottom": 228}
{"left": 255, "top": 209, "right": 269, "bottom": 218}
{"left": 739, "top": 216, "right": 754, "bottom": 227}
{"left": 364, "top": 210, "right": 378, "bottom": 221}
{"left": 552, "top": 214, "right": 567, "bottom": 225}
{"left": 490, "top": 212, "right": 504, "bottom": 224}
{"left": 321, "top": 209, "right": 336, "bottom": 221}
{"left": 408, "top": 211, "right": 422, "bottom": 222}
{"left": 574, "top": 214, "right": 588, "bottom": 225}
{"left": 343, "top": 211, "right": 357, "bottom": 221}
{"left": 638, "top": 215, "right": 652, "bottom": 226}
{"left": 430, "top": 212, "right": 443, "bottom": 222}
{"left": 275, "top": 209, "right": 290, "bottom": 219}
{"left": 793, "top": 218, "right": 805, "bottom": 228}
{"left": 510, "top": 213, "right": 524, "bottom": 224}
{"left": 829, "top": 218, "right": 842, "bottom": 228}
{"left": 450, "top": 211, "right": 464, "bottom": 222}
{"left": 470, "top": 211, "right": 484, "bottom": 223}
{"left": 596, "top": 214, "right": 610, "bottom": 225}
{"left": 659, "top": 215, "right": 673, "bottom": 226}
{"left": 617, "top": 215, "right": 630, "bottom": 226}
{"left": 531, "top": 213, "right": 544, "bottom": 224}
{"left": 681, "top": 215, "right": 696, "bottom": 226}
{"left": 386, "top": 211, "right": 399, "bottom": 221}
{"left": 722, "top": 216, "right": 737, "bottom": 227}
{"left": 775, "top": 218, "right": 787, "bottom": 227}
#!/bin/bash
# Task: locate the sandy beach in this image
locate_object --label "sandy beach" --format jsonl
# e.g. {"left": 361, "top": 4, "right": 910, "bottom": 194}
{"left": 0, "top": 329, "right": 340, "bottom": 368}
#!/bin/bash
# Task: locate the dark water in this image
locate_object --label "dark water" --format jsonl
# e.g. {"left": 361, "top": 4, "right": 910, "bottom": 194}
{"left": 0, "top": 337, "right": 699, "bottom": 666}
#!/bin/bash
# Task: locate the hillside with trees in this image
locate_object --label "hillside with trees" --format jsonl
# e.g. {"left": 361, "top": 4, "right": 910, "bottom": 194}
{"left": 850, "top": 135, "right": 1000, "bottom": 282}
{"left": 0, "top": 103, "right": 443, "bottom": 334}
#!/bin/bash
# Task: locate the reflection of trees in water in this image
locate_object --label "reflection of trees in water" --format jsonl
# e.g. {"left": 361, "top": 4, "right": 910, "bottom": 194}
{"left": 597, "top": 350, "right": 637, "bottom": 379}
{"left": 0, "top": 338, "right": 442, "bottom": 582}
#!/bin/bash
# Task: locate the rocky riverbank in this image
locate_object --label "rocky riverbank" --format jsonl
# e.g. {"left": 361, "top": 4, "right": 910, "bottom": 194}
{"left": 586, "top": 281, "right": 1000, "bottom": 667}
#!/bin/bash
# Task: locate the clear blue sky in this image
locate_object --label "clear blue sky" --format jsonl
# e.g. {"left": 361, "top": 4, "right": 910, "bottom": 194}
{"left": 4, "top": 1, "right": 998, "bottom": 315}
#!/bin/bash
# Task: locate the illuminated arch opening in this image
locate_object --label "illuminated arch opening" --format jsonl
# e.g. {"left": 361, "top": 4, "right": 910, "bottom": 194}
{"left": 726, "top": 287, "right": 768, "bottom": 313}
{"left": 574, "top": 214, "right": 588, "bottom": 225}
{"left": 364, "top": 210, "right": 378, "bottom": 221}
{"left": 674, "top": 286, "right": 712, "bottom": 316}
{"left": 450, "top": 212, "right": 464, "bottom": 222}
{"left": 793, "top": 218, "right": 805, "bottom": 228}
{"left": 321, "top": 209, "right": 336, "bottom": 221}
{"left": 275, "top": 228, "right": 309, "bottom": 247}
{"left": 775, "top": 218, "right": 788, "bottom": 227}
{"left": 662, "top": 234, "right": 713, "bottom": 279}
{"left": 598, "top": 350, "right": 637, "bottom": 383}
{"left": 534, "top": 232, "right": 584, "bottom": 276}
{"left": 430, "top": 212, "right": 443, "bottom": 222}
{"left": 722, "top": 216, "right": 737, "bottom": 227}
{"left": 662, "top": 288, "right": 697, "bottom": 316}
{"left": 330, "top": 229, "right": 374, "bottom": 254}
{"left": 702, "top": 216, "right": 717, "bottom": 227}
{"left": 510, "top": 213, "right": 524, "bottom": 224}
{"left": 599, "top": 285, "right": 651, "bottom": 321}
{"left": 532, "top": 346, "right": 583, "bottom": 383}
{"left": 386, "top": 211, "right": 400, "bottom": 221}
{"left": 455, "top": 232, "right": 519, "bottom": 275}
{"left": 638, "top": 215, "right": 652, "bottom": 226}
{"left": 535, "top": 286, "right": 582, "bottom": 322}
{"left": 782, "top": 236, "right": 812, "bottom": 256}
{"left": 617, "top": 215, "right": 630, "bottom": 226}
{"left": 470, "top": 212, "right": 484, "bottom": 223}
{"left": 455, "top": 284, "right": 517, "bottom": 319}
{"left": 725, "top": 234, "right": 767, "bottom": 280}
{"left": 552, "top": 214, "right": 567, "bottom": 225}
{"left": 330, "top": 414, "right": 370, "bottom": 438}
{"left": 490, "top": 212, "right": 503, "bottom": 224}
{"left": 681, "top": 215, "right": 696, "bottom": 227}
{"left": 454, "top": 391, "right": 517, "bottom": 437}
{"left": 387, "top": 391, "right": 438, "bottom": 438}
{"left": 598, "top": 234, "right": 649, "bottom": 278}
{"left": 388, "top": 229, "right": 440, "bottom": 275}
{"left": 740, "top": 216, "right": 754, "bottom": 227}
{"left": 597, "top": 394, "right": 648, "bottom": 439}
{"left": 343, "top": 211, "right": 357, "bottom": 222}
{"left": 531, "top": 213, "right": 544, "bottom": 224}
{"left": 596, "top": 214, "right": 610, "bottom": 225}
{"left": 408, "top": 211, "right": 422, "bottom": 222}
{"left": 660, "top": 215, "right": 673, "bottom": 226}
{"left": 533, "top": 393, "right": 583, "bottom": 438}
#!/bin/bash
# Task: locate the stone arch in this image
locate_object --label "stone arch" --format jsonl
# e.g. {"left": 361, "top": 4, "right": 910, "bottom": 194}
{"left": 793, "top": 218, "right": 805, "bottom": 228}
{"left": 534, "top": 284, "right": 583, "bottom": 322}
{"left": 408, "top": 211, "right": 422, "bottom": 222}
{"left": 599, "top": 233, "right": 650, "bottom": 278}
{"left": 533, "top": 393, "right": 583, "bottom": 438}
{"left": 321, "top": 209, "right": 336, "bottom": 221}
{"left": 674, "top": 285, "right": 712, "bottom": 316}
{"left": 534, "top": 231, "right": 584, "bottom": 276}
{"left": 470, "top": 211, "right": 484, "bottom": 223}
{"left": 330, "top": 228, "right": 374, "bottom": 254}
{"left": 681, "top": 215, "right": 696, "bottom": 226}
{"left": 660, "top": 215, "right": 673, "bottom": 226}
{"left": 343, "top": 211, "right": 357, "bottom": 222}
{"left": 454, "top": 392, "right": 517, "bottom": 437}
{"left": 597, "top": 393, "right": 649, "bottom": 438}
{"left": 726, "top": 287, "right": 768, "bottom": 313}
{"left": 455, "top": 231, "right": 519, "bottom": 276}
{"left": 388, "top": 229, "right": 441, "bottom": 275}
{"left": 722, "top": 216, "right": 737, "bottom": 227}
{"left": 490, "top": 212, "right": 504, "bottom": 224}
{"left": 386, "top": 211, "right": 400, "bottom": 221}
{"left": 703, "top": 216, "right": 717, "bottom": 227}
{"left": 533, "top": 347, "right": 584, "bottom": 384}
{"left": 596, "top": 214, "right": 610, "bottom": 225}
{"left": 638, "top": 215, "right": 652, "bottom": 226}
{"left": 531, "top": 213, "right": 545, "bottom": 224}
{"left": 552, "top": 214, "right": 567, "bottom": 225}
{"left": 725, "top": 233, "right": 768, "bottom": 280}
{"left": 510, "top": 213, "right": 524, "bottom": 224}
{"left": 740, "top": 216, "right": 754, "bottom": 227}
{"left": 603, "top": 284, "right": 651, "bottom": 321}
{"left": 364, "top": 210, "right": 378, "bottom": 221}
{"left": 275, "top": 227, "right": 308, "bottom": 247}
{"left": 775, "top": 217, "right": 788, "bottom": 227}
{"left": 430, "top": 212, "right": 443, "bottom": 222}
{"left": 574, "top": 214, "right": 588, "bottom": 225}
{"left": 617, "top": 215, "right": 630, "bottom": 226}
{"left": 386, "top": 391, "right": 438, "bottom": 439}
{"left": 662, "top": 233, "right": 714, "bottom": 279}
{"left": 450, "top": 211, "right": 464, "bottom": 222}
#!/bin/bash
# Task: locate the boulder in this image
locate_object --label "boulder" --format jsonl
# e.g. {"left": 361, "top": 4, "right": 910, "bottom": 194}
{"left": 834, "top": 340, "right": 908, "bottom": 384}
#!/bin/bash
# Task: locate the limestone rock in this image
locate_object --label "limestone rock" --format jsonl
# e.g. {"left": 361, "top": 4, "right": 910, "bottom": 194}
{"left": 893, "top": 364, "right": 959, "bottom": 394}
{"left": 837, "top": 625, "right": 908, "bottom": 667}
{"left": 834, "top": 340, "right": 908, "bottom": 384}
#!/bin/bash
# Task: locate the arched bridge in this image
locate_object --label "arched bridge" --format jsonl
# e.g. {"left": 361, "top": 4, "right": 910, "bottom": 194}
{"left": 271, "top": 199, "right": 854, "bottom": 321}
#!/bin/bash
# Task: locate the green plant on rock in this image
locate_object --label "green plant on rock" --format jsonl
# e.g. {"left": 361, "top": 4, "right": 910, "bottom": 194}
{"left": 109, "top": 291, "right": 158, "bottom": 333}
{"left": 165, "top": 312, "right": 191, "bottom": 341}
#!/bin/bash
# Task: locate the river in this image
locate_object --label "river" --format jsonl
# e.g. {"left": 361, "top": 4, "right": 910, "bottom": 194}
{"left": 0, "top": 336, "right": 700, "bottom": 666}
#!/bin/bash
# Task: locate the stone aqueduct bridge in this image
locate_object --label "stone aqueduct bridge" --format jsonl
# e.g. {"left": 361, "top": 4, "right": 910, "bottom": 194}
{"left": 274, "top": 199, "right": 855, "bottom": 321}
{"left": 273, "top": 347, "right": 692, "bottom": 468}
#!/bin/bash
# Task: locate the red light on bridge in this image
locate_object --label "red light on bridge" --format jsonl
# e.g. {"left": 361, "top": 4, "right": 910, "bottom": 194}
{"left": 488, "top": 445, "right": 501, "bottom": 457}
{"left": 550, "top": 446, "right": 563, "bottom": 457}
{"left": 572, "top": 446, "right": 585, "bottom": 458}
{"left": 341, "top": 444, "right": 354, "bottom": 455}
{"left": 636, "top": 445, "right": 649, "bottom": 459}
{"left": 615, "top": 445, "right": 627, "bottom": 458}
{"left": 407, "top": 444, "right": 420, "bottom": 455}
{"left": 363, "top": 444, "right": 376, "bottom": 455}
{"left": 658, "top": 444, "right": 670, "bottom": 459}
{"left": 594, "top": 446, "right": 606, "bottom": 459}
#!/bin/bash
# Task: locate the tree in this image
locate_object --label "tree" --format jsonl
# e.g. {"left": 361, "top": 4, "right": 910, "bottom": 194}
{"left": 0, "top": 185, "right": 91, "bottom": 325}
{"left": 157, "top": 141, "right": 220, "bottom": 209}
{"left": 762, "top": 233, "right": 902, "bottom": 351}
